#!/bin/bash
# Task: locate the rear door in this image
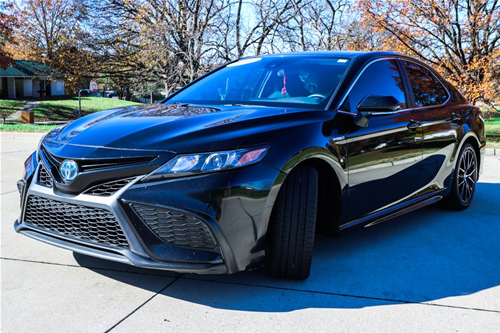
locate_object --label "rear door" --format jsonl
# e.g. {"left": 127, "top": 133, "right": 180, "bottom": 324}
{"left": 343, "top": 59, "right": 424, "bottom": 223}
{"left": 402, "top": 61, "right": 460, "bottom": 191}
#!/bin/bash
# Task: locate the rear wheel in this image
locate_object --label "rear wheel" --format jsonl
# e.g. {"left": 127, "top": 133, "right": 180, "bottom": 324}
{"left": 266, "top": 165, "right": 318, "bottom": 280}
{"left": 444, "top": 143, "right": 478, "bottom": 210}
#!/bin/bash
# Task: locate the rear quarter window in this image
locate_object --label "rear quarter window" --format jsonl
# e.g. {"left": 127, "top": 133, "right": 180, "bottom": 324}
{"left": 403, "top": 61, "right": 441, "bottom": 107}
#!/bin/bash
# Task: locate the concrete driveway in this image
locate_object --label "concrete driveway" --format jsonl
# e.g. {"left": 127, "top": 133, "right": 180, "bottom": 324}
{"left": 1, "top": 132, "right": 499, "bottom": 332}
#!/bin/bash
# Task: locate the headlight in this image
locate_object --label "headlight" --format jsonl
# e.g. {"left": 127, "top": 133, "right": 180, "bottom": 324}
{"left": 143, "top": 146, "right": 269, "bottom": 181}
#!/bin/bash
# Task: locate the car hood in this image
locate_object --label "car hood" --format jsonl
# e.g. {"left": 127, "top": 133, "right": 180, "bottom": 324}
{"left": 44, "top": 103, "right": 316, "bottom": 153}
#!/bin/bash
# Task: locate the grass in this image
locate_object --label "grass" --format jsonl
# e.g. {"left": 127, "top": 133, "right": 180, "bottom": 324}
{"left": 484, "top": 109, "right": 500, "bottom": 148}
{"left": 487, "top": 140, "right": 500, "bottom": 149}
{"left": 32, "top": 96, "right": 141, "bottom": 121}
{"left": 0, "top": 99, "right": 28, "bottom": 120}
{"left": 0, "top": 124, "right": 59, "bottom": 133}
{"left": 484, "top": 117, "right": 500, "bottom": 136}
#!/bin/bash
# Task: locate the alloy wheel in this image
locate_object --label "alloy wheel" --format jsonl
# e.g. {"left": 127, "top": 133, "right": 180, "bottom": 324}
{"left": 457, "top": 148, "right": 477, "bottom": 204}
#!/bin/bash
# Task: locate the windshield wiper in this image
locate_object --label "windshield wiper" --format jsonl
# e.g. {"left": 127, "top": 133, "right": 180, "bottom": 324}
{"left": 222, "top": 103, "right": 263, "bottom": 107}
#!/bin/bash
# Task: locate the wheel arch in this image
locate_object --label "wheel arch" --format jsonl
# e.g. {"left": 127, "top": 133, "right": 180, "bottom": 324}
{"left": 298, "top": 158, "right": 343, "bottom": 235}
{"left": 457, "top": 130, "right": 483, "bottom": 173}
{"left": 267, "top": 149, "right": 347, "bottom": 237}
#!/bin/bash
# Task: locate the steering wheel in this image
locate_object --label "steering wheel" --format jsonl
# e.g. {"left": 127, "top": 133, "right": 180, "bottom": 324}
{"left": 308, "top": 94, "right": 327, "bottom": 99}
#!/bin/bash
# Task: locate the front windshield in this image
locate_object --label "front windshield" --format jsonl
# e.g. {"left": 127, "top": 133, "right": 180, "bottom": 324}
{"left": 167, "top": 56, "right": 351, "bottom": 109}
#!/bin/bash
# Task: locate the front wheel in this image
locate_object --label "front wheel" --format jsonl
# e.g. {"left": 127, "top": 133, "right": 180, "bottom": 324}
{"left": 266, "top": 165, "right": 318, "bottom": 280}
{"left": 444, "top": 143, "right": 478, "bottom": 210}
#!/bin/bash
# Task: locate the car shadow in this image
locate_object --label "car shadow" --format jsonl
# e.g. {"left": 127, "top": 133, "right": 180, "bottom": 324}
{"left": 74, "top": 182, "right": 500, "bottom": 311}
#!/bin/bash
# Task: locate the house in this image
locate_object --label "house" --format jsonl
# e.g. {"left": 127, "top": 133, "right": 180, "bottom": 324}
{"left": 0, "top": 60, "right": 65, "bottom": 99}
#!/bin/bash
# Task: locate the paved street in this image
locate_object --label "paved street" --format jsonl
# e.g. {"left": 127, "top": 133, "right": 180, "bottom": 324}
{"left": 1, "top": 132, "right": 500, "bottom": 332}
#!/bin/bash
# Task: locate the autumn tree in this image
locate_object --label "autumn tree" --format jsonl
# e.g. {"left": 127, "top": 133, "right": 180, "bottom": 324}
{"left": 13, "top": 0, "right": 96, "bottom": 92}
{"left": 88, "top": 0, "right": 367, "bottom": 97}
{"left": 281, "top": 0, "right": 351, "bottom": 51}
{"left": 358, "top": 0, "right": 500, "bottom": 104}
{"left": 90, "top": 0, "right": 231, "bottom": 96}
{"left": 0, "top": 1, "right": 17, "bottom": 69}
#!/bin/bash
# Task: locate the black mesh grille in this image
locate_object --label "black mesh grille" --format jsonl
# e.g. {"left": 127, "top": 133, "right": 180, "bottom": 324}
{"left": 24, "top": 195, "right": 129, "bottom": 248}
{"left": 37, "top": 164, "right": 53, "bottom": 188}
{"left": 84, "top": 177, "right": 136, "bottom": 196}
{"left": 131, "top": 204, "right": 217, "bottom": 250}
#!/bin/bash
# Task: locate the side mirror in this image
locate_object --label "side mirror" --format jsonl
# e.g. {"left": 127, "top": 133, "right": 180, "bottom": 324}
{"left": 354, "top": 111, "right": 372, "bottom": 128}
{"left": 357, "top": 95, "right": 402, "bottom": 112}
{"left": 353, "top": 95, "right": 402, "bottom": 128}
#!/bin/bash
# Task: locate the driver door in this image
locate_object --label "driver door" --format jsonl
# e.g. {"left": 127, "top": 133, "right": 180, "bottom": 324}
{"left": 343, "top": 59, "right": 424, "bottom": 223}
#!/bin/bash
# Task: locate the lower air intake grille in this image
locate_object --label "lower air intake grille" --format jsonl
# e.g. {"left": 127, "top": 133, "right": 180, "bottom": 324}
{"left": 24, "top": 195, "right": 129, "bottom": 248}
{"left": 37, "top": 164, "right": 53, "bottom": 188}
{"left": 84, "top": 177, "right": 136, "bottom": 196}
{"left": 131, "top": 204, "right": 217, "bottom": 250}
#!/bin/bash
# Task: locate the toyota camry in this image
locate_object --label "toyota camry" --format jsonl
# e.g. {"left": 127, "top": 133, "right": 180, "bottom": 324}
{"left": 15, "top": 51, "right": 485, "bottom": 279}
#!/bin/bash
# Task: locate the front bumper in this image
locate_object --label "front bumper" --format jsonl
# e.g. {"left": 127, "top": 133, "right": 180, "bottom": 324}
{"left": 15, "top": 159, "right": 283, "bottom": 274}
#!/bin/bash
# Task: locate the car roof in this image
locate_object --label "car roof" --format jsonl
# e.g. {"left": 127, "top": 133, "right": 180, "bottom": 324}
{"left": 242, "top": 51, "right": 401, "bottom": 60}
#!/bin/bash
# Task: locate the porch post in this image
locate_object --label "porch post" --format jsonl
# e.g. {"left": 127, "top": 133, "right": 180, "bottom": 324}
{"left": 7, "top": 78, "right": 16, "bottom": 99}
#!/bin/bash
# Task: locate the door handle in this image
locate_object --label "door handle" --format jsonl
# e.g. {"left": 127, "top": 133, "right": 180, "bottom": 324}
{"left": 448, "top": 113, "right": 461, "bottom": 122}
{"left": 407, "top": 120, "right": 422, "bottom": 130}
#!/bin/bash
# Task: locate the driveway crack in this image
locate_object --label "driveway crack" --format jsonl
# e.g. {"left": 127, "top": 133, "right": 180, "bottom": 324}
{"left": 105, "top": 274, "right": 184, "bottom": 333}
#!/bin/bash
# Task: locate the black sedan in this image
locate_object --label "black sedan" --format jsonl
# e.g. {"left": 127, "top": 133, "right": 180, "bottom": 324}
{"left": 15, "top": 51, "right": 485, "bottom": 279}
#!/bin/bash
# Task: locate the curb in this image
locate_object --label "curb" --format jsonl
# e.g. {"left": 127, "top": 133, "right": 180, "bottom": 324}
{"left": 486, "top": 148, "right": 497, "bottom": 156}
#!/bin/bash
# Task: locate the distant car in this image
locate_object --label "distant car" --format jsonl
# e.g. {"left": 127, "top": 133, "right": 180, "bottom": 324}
{"left": 79, "top": 89, "right": 90, "bottom": 96}
{"left": 107, "top": 91, "right": 118, "bottom": 98}
{"left": 15, "top": 51, "right": 485, "bottom": 280}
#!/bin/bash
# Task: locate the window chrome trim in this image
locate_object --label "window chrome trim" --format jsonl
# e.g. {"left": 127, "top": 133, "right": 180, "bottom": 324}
{"left": 334, "top": 57, "right": 411, "bottom": 115}
{"left": 335, "top": 57, "right": 451, "bottom": 115}
{"left": 325, "top": 58, "right": 355, "bottom": 111}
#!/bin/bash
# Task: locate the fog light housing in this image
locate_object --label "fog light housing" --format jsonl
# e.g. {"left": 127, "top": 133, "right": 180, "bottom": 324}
{"left": 17, "top": 179, "right": 26, "bottom": 207}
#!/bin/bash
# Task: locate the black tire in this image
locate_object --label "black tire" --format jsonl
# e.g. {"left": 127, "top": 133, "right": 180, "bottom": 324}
{"left": 444, "top": 143, "right": 478, "bottom": 210}
{"left": 266, "top": 165, "right": 318, "bottom": 280}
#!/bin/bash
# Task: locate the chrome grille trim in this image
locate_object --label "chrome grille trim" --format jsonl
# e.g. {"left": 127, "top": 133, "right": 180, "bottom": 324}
{"left": 41, "top": 146, "right": 63, "bottom": 169}
{"left": 24, "top": 195, "right": 129, "bottom": 248}
{"left": 131, "top": 203, "right": 217, "bottom": 250}
{"left": 41, "top": 145, "right": 157, "bottom": 173}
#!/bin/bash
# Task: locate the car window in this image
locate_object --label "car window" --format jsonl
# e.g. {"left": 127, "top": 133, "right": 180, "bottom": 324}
{"left": 435, "top": 78, "right": 450, "bottom": 104}
{"left": 168, "top": 57, "right": 351, "bottom": 109}
{"left": 403, "top": 61, "right": 441, "bottom": 107}
{"left": 341, "top": 59, "right": 407, "bottom": 113}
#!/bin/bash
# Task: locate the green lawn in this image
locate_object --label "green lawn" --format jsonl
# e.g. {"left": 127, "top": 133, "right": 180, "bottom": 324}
{"left": 0, "top": 99, "right": 28, "bottom": 120}
{"left": 32, "top": 96, "right": 141, "bottom": 121}
{"left": 485, "top": 117, "right": 500, "bottom": 136}
{"left": 484, "top": 109, "right": 500, "bottom": 148}
{"left": 0, "top": 123, "right": 59, "bottom": 133}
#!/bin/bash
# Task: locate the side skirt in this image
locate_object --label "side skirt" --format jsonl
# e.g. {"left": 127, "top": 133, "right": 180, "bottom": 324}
{"left": 340, "top": 192, "right": 444, "bottom": 231}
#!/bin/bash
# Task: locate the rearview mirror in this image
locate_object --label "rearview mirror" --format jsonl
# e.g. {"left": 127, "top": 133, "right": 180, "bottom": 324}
{"left": 357, "top": 95, "right": 402, "bottom": 112}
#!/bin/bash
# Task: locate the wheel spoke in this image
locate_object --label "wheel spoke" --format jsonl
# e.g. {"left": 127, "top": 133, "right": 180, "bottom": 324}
{"left": 468, "top": 160, "right": 475, "bottom": 174}
{"left": 460, "top": 181, "right": 466, "bottom": 201}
